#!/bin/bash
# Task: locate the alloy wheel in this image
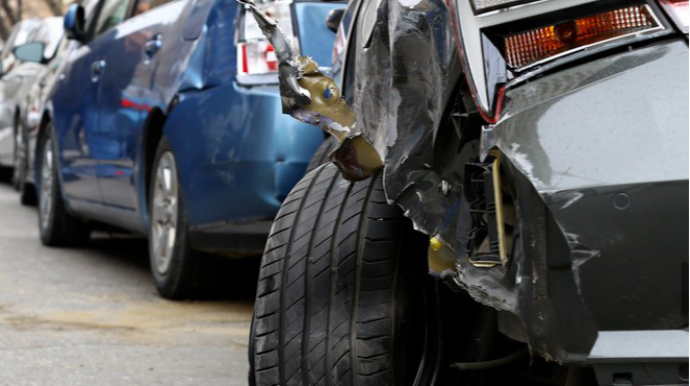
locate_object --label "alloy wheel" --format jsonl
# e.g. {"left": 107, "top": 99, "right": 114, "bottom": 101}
{"left": 12, "top": 127, "right": 23, "bottom": 189}
{"left": 150, "top": 151, "right": 179, "bottom": 275}
{"left": 39, "top": 138, "right": 53, "bottom": 231}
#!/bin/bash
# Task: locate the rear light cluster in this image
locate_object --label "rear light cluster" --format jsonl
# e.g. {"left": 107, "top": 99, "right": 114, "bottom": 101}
{"left": 658, "top": 0, "right": 689, "bottom": 32}
{"left": 452, "top": 0, "right": 684, "bottom": 121}
{"left": 238, "top": 1, "right": 296, "bottom": 75}
{"left": 505, "top": 5, "right": 659, "bottom": 70}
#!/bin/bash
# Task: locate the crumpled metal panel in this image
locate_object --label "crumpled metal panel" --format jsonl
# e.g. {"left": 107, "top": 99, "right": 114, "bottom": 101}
{"left": 245, "top": 0, "right": 689, "bottom": 363}
{"left": 240, "top": 0, "right": 384, "bottom": 180}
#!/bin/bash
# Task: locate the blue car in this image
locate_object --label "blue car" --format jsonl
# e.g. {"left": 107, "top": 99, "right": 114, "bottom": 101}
{"left": 31, "top": 0, "right": 341, "bottom": 299}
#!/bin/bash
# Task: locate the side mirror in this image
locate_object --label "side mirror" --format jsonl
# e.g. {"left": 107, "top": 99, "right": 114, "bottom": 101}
{"left": 13, "top": 42, "right": 46, "bottom": 64}
{"left": 326, "top": 9, "right": 345, "bottom": 34}
{"left": 64, "top": 4, "right": 86, "bottom": 41}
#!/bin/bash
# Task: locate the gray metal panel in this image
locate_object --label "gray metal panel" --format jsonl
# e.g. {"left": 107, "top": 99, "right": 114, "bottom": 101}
{"left": 588, "top": 330, "right": 689, "bottom": 363}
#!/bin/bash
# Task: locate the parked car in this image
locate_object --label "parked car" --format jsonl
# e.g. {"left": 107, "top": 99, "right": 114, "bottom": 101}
{"left": 248, "top": 0, "right": 689, "bottom": 385}
{"left": 32, "top": 0, "right": 343, "bottom": 299}
{"left": 14, "top": 36, "right": 65, "bottom": 205}
{"left": 0, "top": 18, "right": 62, "bottom": 184}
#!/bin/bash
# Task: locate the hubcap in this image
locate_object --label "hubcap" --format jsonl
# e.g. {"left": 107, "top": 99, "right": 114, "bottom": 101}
{"left": 13, "top": 130, "right": 20, "bottom": 169}
{"left": 151, "top": 151, "right": 178, "bottom": 275}
{"left": 39, "top": 139, "right": 53, "bottom": 231}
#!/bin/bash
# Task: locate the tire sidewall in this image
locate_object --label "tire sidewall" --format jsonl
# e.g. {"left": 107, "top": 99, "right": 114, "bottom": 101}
{"left": 37, "top": 127, "right": 57, "bottom": 244}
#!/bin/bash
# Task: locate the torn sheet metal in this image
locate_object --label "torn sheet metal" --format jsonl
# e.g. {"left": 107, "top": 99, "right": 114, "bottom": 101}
{"left": 239, "top": 0, "right": 382, "bottom": 180}
{"left": 244, "top": 0, "right": 688, "bottom": 365}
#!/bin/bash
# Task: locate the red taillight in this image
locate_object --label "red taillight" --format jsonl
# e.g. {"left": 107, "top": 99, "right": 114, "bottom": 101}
{"left": 659, "top": 0, "right": 689, "bottom": 32}
{"left": 241, "top": 43, "right": 249, "bottom": 74}
{"left": 237, "top": 41, "right": 278, "bottom": 75}
{"left": 265, "top": 45, "right": 278, "bottom": 72}
{"left": 239, "top": 1, "right": 296, "bottom": 76}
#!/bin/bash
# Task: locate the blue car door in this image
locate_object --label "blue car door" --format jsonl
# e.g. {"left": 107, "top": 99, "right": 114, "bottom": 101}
{"left": 95, "top": 0, "right": 189, "bottom": 210}
{"left": 51, "top": 0, "right": 133, "bottom": 202}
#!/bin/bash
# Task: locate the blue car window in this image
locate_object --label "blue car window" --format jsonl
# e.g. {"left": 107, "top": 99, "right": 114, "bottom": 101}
{"left": 95, "top": 0, "right": 132, "bottom": 36}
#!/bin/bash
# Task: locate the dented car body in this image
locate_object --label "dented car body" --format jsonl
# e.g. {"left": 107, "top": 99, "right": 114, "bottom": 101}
{"left": 249, "top": 0, "right": 688, "bottom": 384}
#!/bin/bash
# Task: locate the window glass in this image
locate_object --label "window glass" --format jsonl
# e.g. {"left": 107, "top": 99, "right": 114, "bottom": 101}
{"left": 0, "top": 20, "right": 40, "bottom": 74}
{"left": 26, "top": 17, "right": 63, "bottom": 60}
{"left": 132, "top": 0, "right": 177, "bottom": 16}
{"left": 95, "top": 0, "right": 132, "bottom": 36}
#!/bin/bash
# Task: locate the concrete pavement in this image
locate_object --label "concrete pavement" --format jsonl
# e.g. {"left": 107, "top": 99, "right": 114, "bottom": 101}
{"left": 0, "top": 181, "right": 256, "bottom": 386}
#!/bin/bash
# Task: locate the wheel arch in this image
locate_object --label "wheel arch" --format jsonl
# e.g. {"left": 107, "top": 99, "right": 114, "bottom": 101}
{"left": 140, "top": 105, "right": 169, "bottom": 223}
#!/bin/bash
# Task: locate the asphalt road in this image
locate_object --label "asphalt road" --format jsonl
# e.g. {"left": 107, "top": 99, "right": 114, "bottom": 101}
{"left": 0, "top": 181, "right": 257, "bottom": 386}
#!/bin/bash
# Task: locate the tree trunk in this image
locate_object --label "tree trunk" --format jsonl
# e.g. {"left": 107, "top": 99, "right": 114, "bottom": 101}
{"left": 0, "top": 15, "right": 10, "bottom": 41}
{"left": 0, "top": 0, "right": 17, "bottom": 25}
{"left": 43, "top": 0, "right": 62, "bottom": 15}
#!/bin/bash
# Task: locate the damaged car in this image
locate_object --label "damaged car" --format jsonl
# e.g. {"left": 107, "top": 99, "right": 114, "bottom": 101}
{"left": 33, "top": 0, "right": 342, "bottom": 299}
{"left": 247, "top": 0, "right": 689, "bottom": 385}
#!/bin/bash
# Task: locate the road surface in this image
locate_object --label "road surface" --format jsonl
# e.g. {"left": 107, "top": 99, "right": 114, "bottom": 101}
{"left": 0, "top": 181, "right": 257, "bottom": 386}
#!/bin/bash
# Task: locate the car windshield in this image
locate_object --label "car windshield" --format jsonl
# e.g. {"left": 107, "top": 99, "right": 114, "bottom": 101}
{"left": 29, "top": 17, "right": 65, "bottom": 60}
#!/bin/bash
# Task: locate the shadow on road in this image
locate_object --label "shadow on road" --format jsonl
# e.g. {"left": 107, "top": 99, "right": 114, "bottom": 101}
{"left": 79, "top": 234, "right": 262, "bottom": 303}
{"left": 0, "top": 178, "right": 261, "bottom": 305}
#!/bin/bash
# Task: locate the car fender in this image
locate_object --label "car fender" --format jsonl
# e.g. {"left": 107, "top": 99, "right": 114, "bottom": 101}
{"left": 473, "top": 38, "right": 689, "bottom": 362}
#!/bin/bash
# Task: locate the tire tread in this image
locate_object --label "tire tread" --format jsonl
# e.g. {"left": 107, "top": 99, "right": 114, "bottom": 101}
{"left": 251, "top": 163, "right": 419, "bottom": 386}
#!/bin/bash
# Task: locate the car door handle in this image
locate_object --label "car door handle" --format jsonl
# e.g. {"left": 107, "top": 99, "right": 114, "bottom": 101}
{"left": 144, "top": 35, "right": 162, "bottom": 58}
{"left": 90, "top": 60, "right": 106, "bottom": 82}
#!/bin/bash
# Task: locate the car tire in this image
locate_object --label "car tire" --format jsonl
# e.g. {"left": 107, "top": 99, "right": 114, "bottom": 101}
{"left": 0, "top": 167, "right": 11, "bottom": 182}
{"left": 37, "top": 125, "right": 91, "bottom": 247}
{"left": 18, "top": 171, "right": 37, "bottom": 206}
{"left": 250, "top": 163, "right": 434, "bottom": 386}
{"left": 12, "top": 120, "right": 21, "bottom": 191}
{"left": 15, "top": 122, "right": 36, "bottom": 206}
{"left": 148, "top": 137, "right": 214, "bottom": 300}
{"left": 305, "top": 137, "right": 336, "bottom": 174}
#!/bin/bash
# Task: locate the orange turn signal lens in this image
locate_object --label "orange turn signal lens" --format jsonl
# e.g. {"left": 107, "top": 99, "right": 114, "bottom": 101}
{"left": 505, "top": 5, "right": 660, "bottom": 70}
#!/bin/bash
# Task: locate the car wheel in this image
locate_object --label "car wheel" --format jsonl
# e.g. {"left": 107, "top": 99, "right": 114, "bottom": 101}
{"left": 37, "top": 125, "right": 91, "bottom": 247}
{"left": 12, "top": 121, "right": 22, "bottom": 191}
{"left": 305, "top": 137, "right": 336, "bottom": 174}
{"left": 149, "top": 137, "right": 213, "bottom": 300}
{"left": 250, "top": 163, "right": 436, "bottom": 386}
{"left": 14, "top": 122, "right": 36, "bottom": 205}
{"left": 0, "top": 166, "right": 11, "bottom": 182}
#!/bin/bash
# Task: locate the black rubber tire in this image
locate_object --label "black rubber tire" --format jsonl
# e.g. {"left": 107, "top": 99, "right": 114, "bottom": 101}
{"left": 37, "top": 125, "right": 91, "bottom": 247}
{"left": 0, "top": 167, "right": 11, "bottom": 182}
{"left": 250, "top": 163, "right": 431, "bottom": 386}
{"left": 148, "top": 137, "right": 215, "bottom": 300}
{"left": 16, "top": 121, "right": 37, "bottom": 206}
{"left": 19, "top": 178, "right": 37, "bottom": 206}
{"left": 305, "top": 137, "right": 336, "bottom": 174}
